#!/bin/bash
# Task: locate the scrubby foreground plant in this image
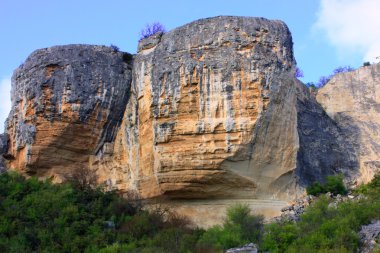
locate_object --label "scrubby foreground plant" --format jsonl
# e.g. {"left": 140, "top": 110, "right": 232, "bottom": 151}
{"left": 1, "top": 171, "right": 379, "bottom": 252}
{"left": 0, "top": 171, "right": 202, "bottom": 253}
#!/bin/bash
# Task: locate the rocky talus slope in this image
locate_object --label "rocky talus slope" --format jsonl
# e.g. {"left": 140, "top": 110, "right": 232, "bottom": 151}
{"left": 1, "top": 16, "right": 379, "bottom": 225}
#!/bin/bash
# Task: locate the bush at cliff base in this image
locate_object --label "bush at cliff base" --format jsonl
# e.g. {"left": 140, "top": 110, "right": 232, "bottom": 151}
{"left": 0, "top": 171, "right": 380, "bottom": 252}
{"left": 261, "top": 173, "right": 380, "bottom": 253}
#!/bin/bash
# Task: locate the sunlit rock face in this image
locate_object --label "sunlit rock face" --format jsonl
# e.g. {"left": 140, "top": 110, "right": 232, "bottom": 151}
{"left": 6, "top": 45, "right": 132, "bottom": 180}
{"left": 93, "top": 16, "right": 302, "bottom": 199}
{"left": 317, "top": 63, "right": 380, "bottom": 184}
{"left": 4, "top": 17, "right": 366, "bottom": 222}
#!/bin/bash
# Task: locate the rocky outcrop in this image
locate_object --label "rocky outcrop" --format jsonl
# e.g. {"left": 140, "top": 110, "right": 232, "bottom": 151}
{"left": 3, "top": 16, "right": 377, "bottom": 224}
{"left": 5, "top": 45, "right": 132, "bottom": 180}
{"left": 359, "top": 220, "right": 380, "bottom": 253}
{"left": 93, "top": 16, "right": 357, "bottom": 200}
{"left": 317, "top": 64, "right": 380, "bottom": 184}
{"left": 93, "top": 16, "right": 303, "bottom": 199}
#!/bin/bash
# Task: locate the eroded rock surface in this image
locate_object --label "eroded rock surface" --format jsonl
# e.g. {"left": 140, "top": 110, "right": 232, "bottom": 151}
{"left": 4, "top": 17, "right": 375, "bottom": 224}
{"left": 317, "top": 64, "right": 380, "bottom": 184}
{"left": 6, "top": 45, "right": 132, "bottom": 180}
{"left": 93, "top": 16, "right": 302, "bottom": 199}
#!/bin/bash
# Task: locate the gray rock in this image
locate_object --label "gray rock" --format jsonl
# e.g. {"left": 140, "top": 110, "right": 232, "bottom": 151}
{"left": 359, "top": 220, "right": 380, "bottom": 253}
{"left": 0, "top": 134, "right": 8, "bottom": 172}
{"left": 6, "top": 44, "right": 132, "bottom": 175}
{"left": 0, "top": 134, "right": 8, "bottom": 154}
{"left": 295, "top": 82, "right": 359, "bottom": 186}
{"left": 226, "top": 243, "right": 258, "bottom": 253}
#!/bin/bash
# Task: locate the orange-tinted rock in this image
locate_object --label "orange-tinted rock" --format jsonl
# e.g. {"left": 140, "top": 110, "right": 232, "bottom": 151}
{"left": 6, "top": 45, "right": 132, "bottom": 180}
{"left": 92, "top": 16, "right": 301, "bottom": 199}
{"left": 4, "top": 17, "right": 370, "bottom": 226}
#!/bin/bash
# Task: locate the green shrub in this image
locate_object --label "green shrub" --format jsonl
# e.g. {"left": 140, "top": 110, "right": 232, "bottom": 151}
{"left": 2, "top": 171, "right": 380, "bottom": 252}
{"left": 325, "top": 174, "right": 347, "bottom": 195}
{"left": 261, "top": 222, "right": 298, "bottom": 253}
{"left": 363, "top": 61, "right": 371, "bottom": 66}
{"left": 197, "top": 204, "right": 263, "bottom": 250}
{"left": 306, "top": 182, "right": 325, "bottom": 196}
{"left": 306, "top": 174, "right": 347, "bottom": 196}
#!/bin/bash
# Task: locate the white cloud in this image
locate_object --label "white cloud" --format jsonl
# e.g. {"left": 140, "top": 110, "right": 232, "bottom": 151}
{"left": 0, "top": 77, "right": 12, "bottom": 132}
{"left": 315, "top": 0, "right": 380, "bottom": 62}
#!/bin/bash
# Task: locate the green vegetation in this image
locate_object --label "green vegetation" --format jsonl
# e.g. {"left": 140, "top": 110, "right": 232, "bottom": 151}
{"left": 197, "top": 204, "right": 263, "bottom": 251}
{"left": 0, "top": 171, "right": 379, "bottom": 252}
{"left": 261, "top": 173, "right": 380, "bottom": 253}
{"left": 0, "top": 171, "right": 201, "bottom": 253}
{"left": 306, "top": 174, "right": 347, "bottom": 196}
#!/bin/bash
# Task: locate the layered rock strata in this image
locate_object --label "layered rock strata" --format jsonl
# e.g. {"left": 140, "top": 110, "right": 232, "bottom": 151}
{"left": 5, "top": 45, "right": 132, "bottom": 180}
{"left": 3, "top": 16, "right": 371, "bottom": 208}
{"left": 93, "top": 16, "right": 303, "bottom": 199}
{"left": 94, "top": 16, "right": 357, "bottom": 200}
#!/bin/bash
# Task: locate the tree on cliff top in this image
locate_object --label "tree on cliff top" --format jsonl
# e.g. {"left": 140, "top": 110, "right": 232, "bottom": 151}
{"left": 139, "top": 22, "right": 166, "bottom": 41}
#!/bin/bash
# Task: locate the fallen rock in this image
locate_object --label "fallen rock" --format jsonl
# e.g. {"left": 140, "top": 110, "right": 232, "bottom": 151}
{"left": 226, "top": 243, "right": 258, "bottom": 253}
{"left": 359, "top": 220, "right": 380, "bottom": 253}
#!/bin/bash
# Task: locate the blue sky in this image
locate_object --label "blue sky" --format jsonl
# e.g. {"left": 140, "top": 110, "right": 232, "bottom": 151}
{"left": 1, "top": 0, "right": 379, "bottom": 131}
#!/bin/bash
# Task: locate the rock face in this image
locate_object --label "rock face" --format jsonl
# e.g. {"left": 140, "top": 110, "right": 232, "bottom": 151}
{"left": 0, "top": 134, "right": 8, "bottom": 172}
{"left": 359, "top": 220, "right": 380, "bottom": 253}
{"left": 5, "top": 45, "right": 132, "bottom": 180}
{"left": 93, "top": 16, "right": 303, "bottom": 199}
{"left": 295, "top": 82, "right": 358, "bottom": 186}
{"left": 3, "top": 16, "right": 377, "bottom": 222}
{"left": 93, "top": 16, "right": 357, "bottom": 200}
{"left": 317, "top": 64, "right": 380, "bottom": 184}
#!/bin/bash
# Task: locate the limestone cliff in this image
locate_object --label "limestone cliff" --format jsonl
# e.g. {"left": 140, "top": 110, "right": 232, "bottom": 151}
{"left": 93, "top": 16, "right": 302, "bottom": 199}
{"left": 5, "top": 45, "right": 132, "bottom": 180}
{"left": 87, "top": 16, "right": 358, "bottom": 201}
{"left": 317, "top": 63, "right": 380, "bottom": 183}
{"left": 2, "top": 16, "right": 374, "bottom": 218}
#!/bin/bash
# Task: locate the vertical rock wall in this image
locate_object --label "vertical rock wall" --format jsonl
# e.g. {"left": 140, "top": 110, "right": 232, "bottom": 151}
{"left": 93, "top": 16, "right": 301, "bottom": 199}
{"left": 317, "top": 64, "right": 380, "bottom": 184}
{"left": 4, "top": 16, "right": 373, "bottom": 214}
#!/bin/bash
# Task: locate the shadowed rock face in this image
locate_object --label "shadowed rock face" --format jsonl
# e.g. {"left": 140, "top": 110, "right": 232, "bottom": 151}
{"left": 0, "top": 134, "right": 8, "bottom": 172}
{"left": 6, "top": 45, "right": 132, "bottom": 180}
{"left": 317, "top": 63, "right": 380, "bottom": 184}
{"left": 295, "top": 81, "right": 359, "bottom": 187}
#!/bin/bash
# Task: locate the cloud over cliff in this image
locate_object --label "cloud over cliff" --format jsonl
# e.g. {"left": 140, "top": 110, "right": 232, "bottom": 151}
{"left": 315, "top": 0, "right": 380, "bottom": 62}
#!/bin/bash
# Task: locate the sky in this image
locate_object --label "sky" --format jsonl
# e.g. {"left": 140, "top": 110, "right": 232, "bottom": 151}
{"left": 1, "top": 0, "right": 380, "bottom": 131}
